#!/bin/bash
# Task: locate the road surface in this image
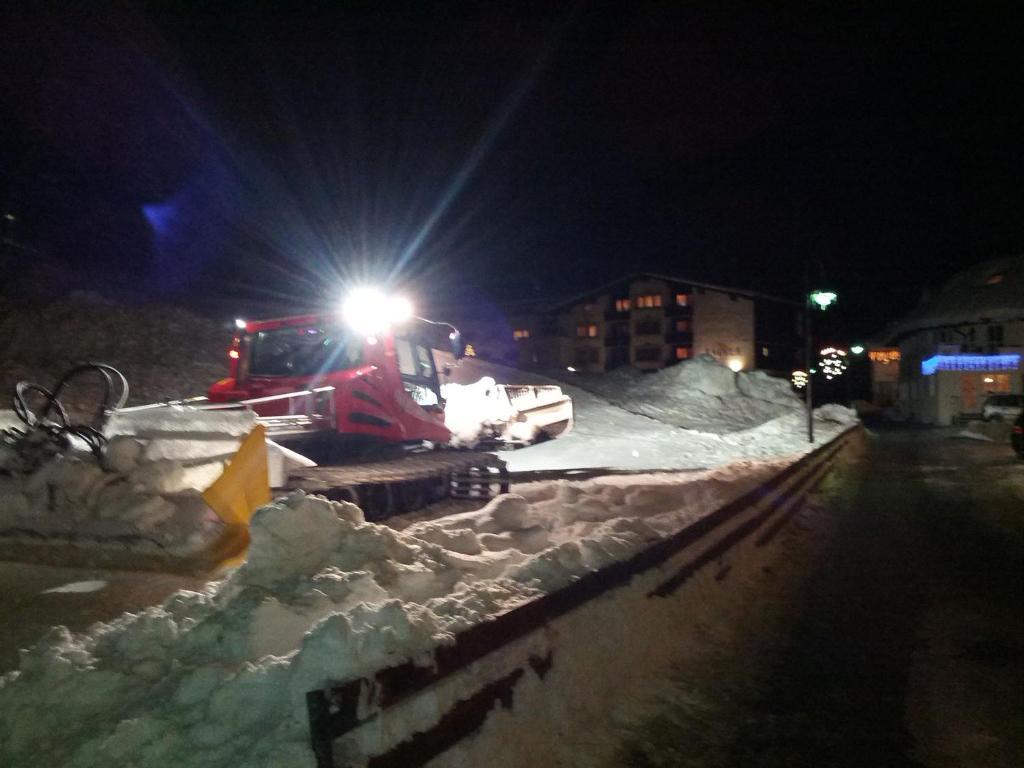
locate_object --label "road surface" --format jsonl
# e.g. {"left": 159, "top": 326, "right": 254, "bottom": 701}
{"left": 623, "top": 425, "right": 1024, "bottom": 767}
{"left": 0, "top": 562, "right": 205, "bottom": 672}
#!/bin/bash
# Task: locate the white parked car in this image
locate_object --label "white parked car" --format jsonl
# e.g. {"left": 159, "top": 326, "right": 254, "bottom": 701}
{"left": 982, "top": 393, "right": 1024, "bottom": 422}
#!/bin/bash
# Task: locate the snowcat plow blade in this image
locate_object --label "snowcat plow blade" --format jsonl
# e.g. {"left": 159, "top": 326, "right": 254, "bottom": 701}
{"left": 200, "top": 424, "right": 272, "bottom": 568}
{"left": 497, "top": 385, "right": 574, "bottom": 442}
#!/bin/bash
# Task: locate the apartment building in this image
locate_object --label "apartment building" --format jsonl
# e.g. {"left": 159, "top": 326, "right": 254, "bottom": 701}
{"left": 507, "top": 273, "right": 799, "bottom": 374}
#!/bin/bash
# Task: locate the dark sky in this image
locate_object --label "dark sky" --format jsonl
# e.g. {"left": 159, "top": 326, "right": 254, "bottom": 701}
{"left": 2, "top": 2, "right": 1021, "bottom": 335}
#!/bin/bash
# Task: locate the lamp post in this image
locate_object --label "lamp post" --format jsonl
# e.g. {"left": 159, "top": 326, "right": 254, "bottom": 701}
{"left": 806, "top": 290, "right": 837, "bottom": 442}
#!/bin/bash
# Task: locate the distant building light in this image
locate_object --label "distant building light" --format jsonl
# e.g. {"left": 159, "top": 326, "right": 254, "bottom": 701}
{"left": 920, "top": 353, "right": 1021, "bottom": 376}
{"left": 850, "top": 345, "right": 865, "bottom": 355}
{"left": 463, "top": 344, "right": 476, "bottom": 357}
{"left": 566, "top": 366, "right": 576, "bottom": 372}
{"left": 983, "top": 376, "right": 995, "bottom": 384}
{"left": 513, "top": 329, "right": 530, "bottom": 340}
{"left": 869, "top": 348, "right": 900, "bottom": 364}
{"left": 234, "top": 318, "right": 247, "bottom": 330}
{"left": 985, "top": 272, "right": 1005, "bottom": 285}
{"left": 635, "top": 294, "right": 663, "bottom": 309}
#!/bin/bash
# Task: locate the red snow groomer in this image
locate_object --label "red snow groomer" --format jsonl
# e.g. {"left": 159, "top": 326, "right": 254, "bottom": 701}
{"left": 208, "top": 291, "right": 456, "bottom": 447}
{"left": 207, "top": 288, "right": 572, "bottom": 451}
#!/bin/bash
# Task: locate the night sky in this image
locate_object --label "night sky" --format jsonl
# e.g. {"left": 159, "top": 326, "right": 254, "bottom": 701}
{"left": 2, "top": 2, "right": 1021, "bottom": 336}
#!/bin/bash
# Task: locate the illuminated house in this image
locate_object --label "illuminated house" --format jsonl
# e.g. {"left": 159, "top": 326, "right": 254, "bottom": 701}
{"left": 883, "top": 255, "right": 1024, "bottom": 424}
{"left": 507, "top": 274, "right": 800, "bottom": 374}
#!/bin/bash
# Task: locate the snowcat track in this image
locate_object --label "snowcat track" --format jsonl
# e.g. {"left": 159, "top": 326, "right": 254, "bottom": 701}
{"left": 284, "top": 451, "right": 509, "bottom": 521}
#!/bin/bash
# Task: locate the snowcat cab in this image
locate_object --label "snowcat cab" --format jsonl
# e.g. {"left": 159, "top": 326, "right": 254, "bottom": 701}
{"left": 208, "top": 312, "right": 459, "bottom": 448}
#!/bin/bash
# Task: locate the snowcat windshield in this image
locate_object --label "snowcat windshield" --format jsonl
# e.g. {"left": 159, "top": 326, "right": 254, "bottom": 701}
{"left": 248, "top": 325, "right": 362, "bottom": 377}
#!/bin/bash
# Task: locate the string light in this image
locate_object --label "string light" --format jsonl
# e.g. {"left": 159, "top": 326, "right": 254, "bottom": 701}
{"left": 791, "top": 370, "right": 808, "bottom": 389}
{"left": 818, "top": 347, "right": 849, "bottom": 380}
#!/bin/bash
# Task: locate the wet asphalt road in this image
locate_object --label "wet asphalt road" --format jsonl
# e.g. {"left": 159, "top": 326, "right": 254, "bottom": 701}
{"left": 0, "top": 562, "right": 204, "bottom": 672}
{"left": 625, "top": 425, "right": 1024, "bottom": 768}
{"left": 760, "top": 426, "right": 1023, "bottom": 766}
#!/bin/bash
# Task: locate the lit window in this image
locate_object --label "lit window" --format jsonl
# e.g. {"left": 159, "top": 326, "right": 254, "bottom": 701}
{"left": 985, "top": 273, "right": 1004, "bottom": 285}
{"left": 513, "top": 329, "right": 530, "bottom": 340}
{"left": 576, "top": 324, "right": 598, "bottom": 338}
{"left": 675, "top": 346, "right": 690, "bottom": 360}
{"left": 675, "top": 293, "right": 689, "bottom": 306}
{"left": 636, "top": 294, "right": 663, "bottom": 309}
{"left": 614, "top": 298, "right": 631, "bottom": 312}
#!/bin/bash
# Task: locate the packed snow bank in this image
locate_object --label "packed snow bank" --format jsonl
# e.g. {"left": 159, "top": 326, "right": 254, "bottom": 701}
{"left": 0, "top": 437, "right": 851, "bottom": 768}
{"left": 574, "top": 354, "right": 801, "bottom": 433}
{"left": 0, "top": 407, "right": 314, "bottom": 551}
{"left": 0, "top": 409, "right": 258, "bottom": 551}
{"left": 444, "top": 357, "right": 854, "bottom": 472}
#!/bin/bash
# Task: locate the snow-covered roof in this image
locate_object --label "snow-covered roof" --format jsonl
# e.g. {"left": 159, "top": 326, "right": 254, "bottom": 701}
{"left": 884, "top": 255, "right": 1024, "bottom": 342}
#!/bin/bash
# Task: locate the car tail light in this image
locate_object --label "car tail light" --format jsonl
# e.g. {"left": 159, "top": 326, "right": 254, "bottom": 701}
{"left": 1013, "top": 425, "right": 1023, "bottom": 434}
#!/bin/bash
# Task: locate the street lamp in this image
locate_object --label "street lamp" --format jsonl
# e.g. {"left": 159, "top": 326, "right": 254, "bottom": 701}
{"left": 809, "top": 290, "right": 837, "bottom": 311}
{"left": 805, "top": 290, "right": 837, "bottom": 442}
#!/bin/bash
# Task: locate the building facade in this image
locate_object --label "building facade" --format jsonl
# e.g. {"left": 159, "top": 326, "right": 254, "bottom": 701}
{"left": 884, "top": 255, "right": 1024, "bottom": 424}
{"left": 507, "top": 274, "right": 798, "bottom": 374}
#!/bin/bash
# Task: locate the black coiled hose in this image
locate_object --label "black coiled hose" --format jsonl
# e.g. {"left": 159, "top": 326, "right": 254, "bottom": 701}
{"left": 3, "top": 363, "right": 129, "bottom": 459}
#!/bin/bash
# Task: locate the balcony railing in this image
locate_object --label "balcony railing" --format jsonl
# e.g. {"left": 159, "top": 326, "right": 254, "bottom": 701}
{"left": 665, "top": 331, "right": 693, "bottom": 344}
{"left": 604, "top": 334, "right": 631, "bottom": 347}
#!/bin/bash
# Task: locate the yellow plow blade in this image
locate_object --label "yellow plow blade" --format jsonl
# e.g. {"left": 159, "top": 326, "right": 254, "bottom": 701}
{"left": 202, "top": 424, "right": 272, "bottom": 568}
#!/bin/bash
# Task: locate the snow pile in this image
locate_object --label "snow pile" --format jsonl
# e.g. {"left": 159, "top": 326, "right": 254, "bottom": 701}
{"left": 0, "top": 454, "right": 805, "bottom": 768}
{"left": 576, "top": 354, "right": 802, "bottom": 434}
{"left": 0, "top": 408, "right": 258, "bottom": 550}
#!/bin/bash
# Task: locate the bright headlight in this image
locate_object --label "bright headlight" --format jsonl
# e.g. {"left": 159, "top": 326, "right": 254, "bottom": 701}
{"left": 341, "top": 288, "right": 414, "bottom": 335}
